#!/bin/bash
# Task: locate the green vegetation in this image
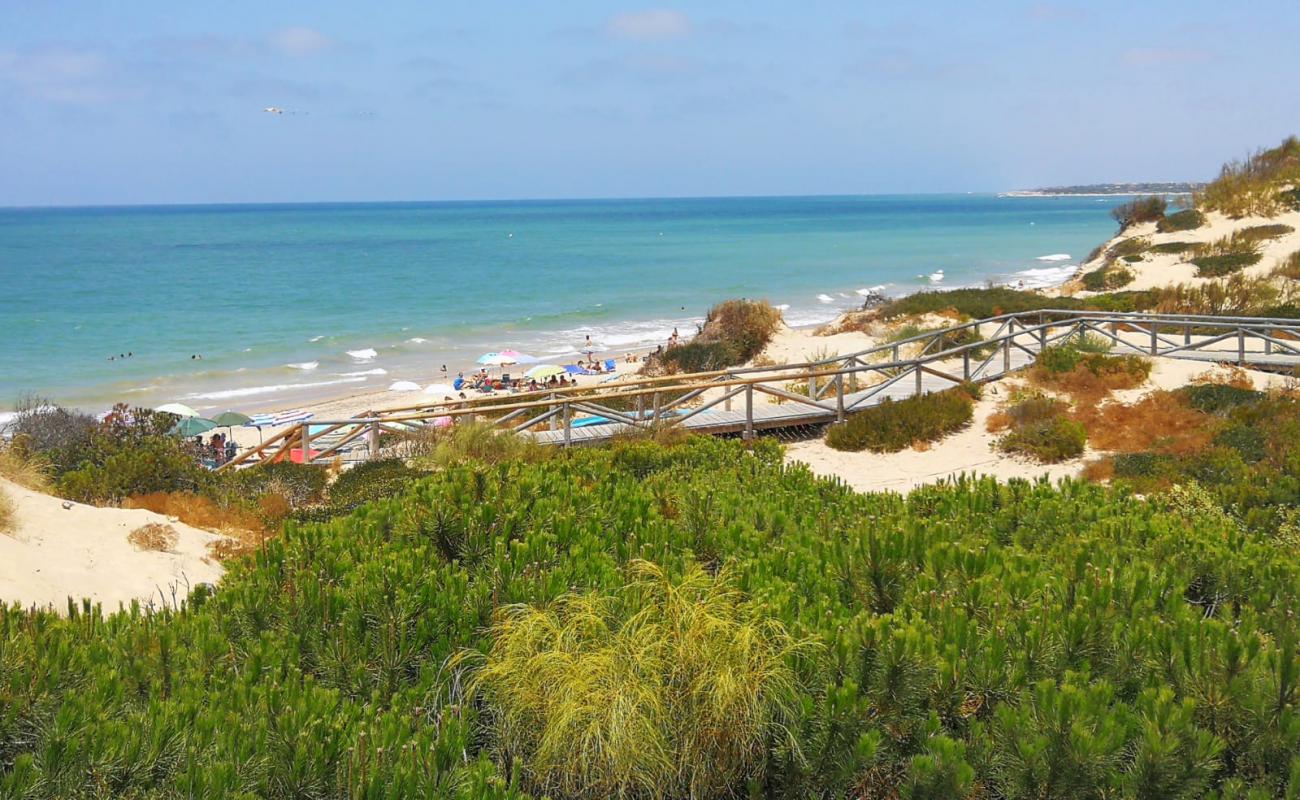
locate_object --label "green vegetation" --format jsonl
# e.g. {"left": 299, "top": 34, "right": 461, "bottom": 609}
{"left": 1281, "top": 187, "right": 1300, "bottom": 211}
{"left": 1149, "top": 241, "right": 1195, "bottom": 254}
{"left": 877, "top": 287, "right": 1076, "bottom": 320}
{"left": 1275, "top": 250, "right": 1300, "bottom": 280}
{"left": 657, "top": 299, "right": 782, "bottom": 374}
{"left": 1237, "top": 223, "right": 1295, "bottom": 242}
{"left": 998, "top": 414, "right": 1087, "bottom": 463}
{"left": 2, "top": 434, "right": 1298, "bottom": 797}
{"left": 1109, "top": 236, "right": 1149, "bottom": 258}
{"left": 826, "top": 383, "right": 978, "bottom": 452}
{"left": 0, "top": 485, "right": 14, "bottom": 534}
{"left": 1110, "top": 195, "right": 1167, "bottom": 230}
{"left": 1198, "top": 135, "right": 1300, "bottom": 218}
{"left": 1192, "top": 252, "right": 1262, "bottom": 278}
{"left": 465, "top": 560, "right": 808, "bottom": 799}
{"left": 1156, "top": 209, "right": 1206, "bottom": 233}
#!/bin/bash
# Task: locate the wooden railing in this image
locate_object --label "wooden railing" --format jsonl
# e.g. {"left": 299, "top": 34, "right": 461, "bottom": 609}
{"left": 220, "top": 310, "right": 1300, "bottom": 469}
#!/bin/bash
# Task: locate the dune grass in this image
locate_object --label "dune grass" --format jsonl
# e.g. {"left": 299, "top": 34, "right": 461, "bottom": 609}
{"left": 463, "top": 560, "right": 811, "bottom": 799}
{"left": 0, "top": 485, "right": 16, "bottom": 535}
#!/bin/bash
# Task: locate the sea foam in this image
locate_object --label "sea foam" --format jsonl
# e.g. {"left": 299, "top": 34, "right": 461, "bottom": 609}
{"left": 184, "top": 377, "right": 367, "bottom": 401}
{"left": 346, "top": 348, "right": 378, "bottom": 360}
{"left": 286, "top": 361, "right": 319, "bottom": 370}
{"left": 1036, "top": 253, "right": 1072, "bottom": 262}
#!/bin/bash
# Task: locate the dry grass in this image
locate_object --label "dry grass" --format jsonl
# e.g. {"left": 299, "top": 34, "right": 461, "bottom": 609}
{"left": 1193, "top": 365, "right": 1256, "bottom": 390}
{"left": 0, "top": 445, "right": 52, "bottom": 492}
{"left": 1029, "top": 357, "right": 1151, "bottom": 404}
{"left": 0, "top": 485, "right": 16, "bottom": 535}
{"left": 127, "top": 522, "right": 178, "bottom": 552}
{"left": 124, "top": 491, "right": 271, "bottom": 537}
{"left": 1072, "top": 391, "right": 1215, "bottom": 455}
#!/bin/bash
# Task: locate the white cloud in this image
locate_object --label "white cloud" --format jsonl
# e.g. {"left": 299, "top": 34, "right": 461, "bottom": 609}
{"left": 268, "top": 27, "right": 332, "bottom": 56}
{"left": 0, "top": 46, "right": 117, "bottom": 104}
{"left": 606, "top": 9, "right": 692, "bottom": 40}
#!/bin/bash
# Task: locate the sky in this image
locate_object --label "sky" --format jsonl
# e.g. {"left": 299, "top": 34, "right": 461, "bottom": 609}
{"left": 2, "top": 1, "right": 1299, "bottom": 206}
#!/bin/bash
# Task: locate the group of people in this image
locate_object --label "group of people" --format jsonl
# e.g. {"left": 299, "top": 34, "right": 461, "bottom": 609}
{"left": 191, "top": 433, "right": 236, "bottom": 466}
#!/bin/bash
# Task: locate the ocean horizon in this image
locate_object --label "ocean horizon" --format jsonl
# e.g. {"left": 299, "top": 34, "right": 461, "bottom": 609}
{"left": 0, "top": 193, "right": 1129, "bottom": 414}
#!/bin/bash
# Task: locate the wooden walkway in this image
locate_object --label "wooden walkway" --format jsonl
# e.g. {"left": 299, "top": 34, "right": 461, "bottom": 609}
{"left": 221, "top": 310, "right": 1300, "bottom": 468}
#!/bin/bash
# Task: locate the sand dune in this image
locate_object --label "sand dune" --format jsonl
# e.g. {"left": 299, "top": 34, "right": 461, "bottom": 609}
{"left": 0, "top": 478, "right": 225, "bottom": 612}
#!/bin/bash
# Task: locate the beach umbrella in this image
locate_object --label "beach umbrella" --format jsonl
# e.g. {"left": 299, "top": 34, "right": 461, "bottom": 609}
{"left": 476, "top": 352, "right": 505, "bottom": 365}
{"left": 172, "top": 416, "right": 217, "bottom": 437}
{"left": 211, "top": 411, "right": 252, "bottom": 427}
{"left": 423, "top": 383, "right": 457, "bottom": 397}
{"left": 525, "top": 364, "right": 566, "bottom": 379}
{"left": 497, "top": 349, "right": 539, "bottom": 365}
{"left": 388, "top": 380, "right": 422, "bottom": 392}
{"left": 156, "top": 402, "right": 200, "bottom": 418}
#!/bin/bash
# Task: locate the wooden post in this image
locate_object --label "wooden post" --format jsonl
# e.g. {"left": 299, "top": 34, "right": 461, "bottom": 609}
{"left": 914, "top": 364, "right": 923, "bottom": 395}
{"left": 1265, "top": 328, "right": 1273, "bottom": 355}
{"left": 1238, "top": 328, "right": 1246, "bottom": 365}
{"left": 636, "top": 393, "right": 645, "bottom": 423}
{"left": 744, "top": 384, "right": 754, "bottom": 440}
{"left": 1003, "top": 336, "right": 1011, "bottom": 374}
{"left": 367, "top": 421, "right": 379, "bottom": 460}
{"left": 563, "top": 402, "right": 572, "bottom": 447}
{"left": 807, "top": 374, "right": 817, "bottom": 400}
{"left": 652, "top": 391, "right": 661, "bottom": 423}
{"left": 835, "top": 374, "right": 845, "bottom": 423}
{"left": 1149, "top": 322, "right": 1157, "bottom": 355}
{"left": 963, "top": 349, "right": 971, "bottom": 381}
{"left": 891, "top": 344, "right": 900, "bottom": 362}
{"left": 1184, "top": 324, "right": 1192, "bottom": 345}
{"left": 300, "top": 424, "right": 312, "bottom": 465}
{"left": 1039, "top": 324, "right": 1047, "bottom": 352}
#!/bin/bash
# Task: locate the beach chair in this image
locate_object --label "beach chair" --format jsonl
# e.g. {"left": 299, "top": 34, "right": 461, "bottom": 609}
{"left": 604, "top": 358, "right": 617, "bottom": 373}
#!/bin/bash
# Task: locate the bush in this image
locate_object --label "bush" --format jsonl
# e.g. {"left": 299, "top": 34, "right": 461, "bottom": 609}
{"left": 222, "top": 460, "right": 327, "bottom": 507}
{"left": 413, "top": 419, "right": 551, "bottom": 469}
{"left": 1149, "top": 241, "right": 1196, "bottom": 254}
{"left": 1109, "top": 236, "right": 1150, "bottom": 258}
{"left": 1032, "top": 347, "right": 1151, "bottom": 402}
{"left": 1081, "top": 266, "right": 1133, "bottom": 291}
{"left": 1273, "top": 250, "right": 1300, "bottom": 280}
{"left": 1237, "top": 223, "right": 1294, "bottom": 242}
{"left": 0, "top": 443, "right": 52, "bottom": 492}
{"left": 1192, "top": 252, "right": 1261, "bottom": 277}
{"left": 325, "top": 459, "right": 430, "bottom": 513}
{"left": 1214, "top": 424, "right": 1267, "bottom": 463}
{"left": 464, "top": 561, "right": 809, "bottom": 799}
{"left": 4, "top": 396, "right": 97, "bottom": 475}
{"left": 1156, "top": 209, "right": 1206, "bottom": 233}
{"left": 995, "top": 397, "right": 1087, "bottom": 463}
{"left": 57, "top": 435, "right": 207, "bottom": 504}
{"left": 1111, "top": 196, "right": 1167, "bottom": 230}
{"left": 826, "top": 384, "right": 978, "bottom": 452}
{"left": 1176, "top": 384, "right": 1264, "bottom": 414}
{"left": 1280, "top": 187, "right": 1300, "bottom": 210}
{"left": 658, "top": 298, "right": 782, "bottom": 373}
{"left": 1119, "top": 254, "right": 1143, "bottom": 264}
{"left": 877, "top": 288, "right": 1085, "bottom": 320}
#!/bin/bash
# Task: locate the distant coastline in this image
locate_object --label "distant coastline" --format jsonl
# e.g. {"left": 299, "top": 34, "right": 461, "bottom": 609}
{"left": 1001, "top": 181, "right": 1204, "bottom": 198}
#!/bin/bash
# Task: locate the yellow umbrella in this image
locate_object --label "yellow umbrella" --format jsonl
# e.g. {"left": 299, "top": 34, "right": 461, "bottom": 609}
{"left": 525, "top": 364, "right": 566, "bottom": 379}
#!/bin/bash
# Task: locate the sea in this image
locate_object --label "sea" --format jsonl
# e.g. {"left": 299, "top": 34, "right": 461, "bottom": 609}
{"left": 0, "top": 194, "right": 1128, "bottom": 414}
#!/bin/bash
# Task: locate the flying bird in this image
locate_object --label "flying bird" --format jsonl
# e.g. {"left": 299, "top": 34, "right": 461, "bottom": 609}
{"left": 263, "top": 106, "right": 284, "bottom": 114}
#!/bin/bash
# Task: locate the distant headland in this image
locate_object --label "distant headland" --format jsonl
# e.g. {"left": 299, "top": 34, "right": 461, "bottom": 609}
{"left": 1001, "top": 181, "right": 1205, "bottom": 197}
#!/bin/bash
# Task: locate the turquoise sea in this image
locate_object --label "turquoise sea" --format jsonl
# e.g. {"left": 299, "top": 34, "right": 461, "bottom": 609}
{"left": 0, "top": 195, "right": 1127, "bottom": 414}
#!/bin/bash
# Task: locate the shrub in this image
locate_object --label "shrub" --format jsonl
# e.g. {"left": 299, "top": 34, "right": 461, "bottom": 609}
{"left": 1111, "top": 196, "right": 1167, "bottom": 230}
{"left": 1032, "top": 347, "right": 1151, "bottom": 402}
{"left": 1156, "top": 209, "right": 1206, "bottom": 233}
{"left": 1236, "top": 223, "right": 1294, "bottom": 243}
{"left": 1214, "top": 424, "right": 1267, "bottom": 462}
{"left": 464, "top": 560, "right": 809, "bottom": 799}
{"left": 1076, "top": 391, "right": 1217, "bottom": 456}
{"left": 127, "top": 522, "right": 178, "bottom": 552}
{"left": 413, "top": 419, "right": 551, "bottom": 469}
{"left": 1176, "top": 384, "right": 1264, "bottom": 414}
{"left": 0, "top": 485, "right": 15, "bottom": 534}
{"left": 57, "top": 435, "right": 207, "bottom": 504}
{"left": 1081, "top": 266, "right": 1133, "bottom": 291}
{"left": 1280, "top": 187, "right": 1300, "bottom": 210}
{"left": 4, "top": 396, "right": 97, "bottom": 475}
{"left": 658, "top": 299, "right": 782, "bottom": 374}
{"left": 1149, "top": 241, "right": 1195, "bottom": 254}
{"left": 1036, "top": 344, "right": 1083, "bottom": 374}
{"left": 1273, "top": 250, "right": 1300, "bottom": 280}
{"left": 826, "top": 384, "right": 978, "bottom": 452}
{"left": 325, "top": 459, "right": 430, "bottom": 513}
{"left": 877, "top": 288, "right": 1085, "bottom": 320}
{"left": 123, "top": 491, "right": 266, "bottom": 535}
{"left": 994, "top": 395, "right": 1086, "bottom": 462}
{"left": 1152, "top": 274, "right": 1287, "bottom": 316}
{"left": 1120, "top": 254, "right": 1143, "bottom": 264}
{"left": 1192, "top": 252, "right": 1261, "bottom": 277}
{"left": 222, "top": 461, "right": 327, "bottom": 507}
{"left": 1109, "top": 236, "right": 1150, "bottom": 258}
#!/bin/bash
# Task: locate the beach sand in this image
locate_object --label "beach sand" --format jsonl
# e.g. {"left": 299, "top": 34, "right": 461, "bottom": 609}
{"left": 1, "top": 477, "right": 226, "bottom": 611}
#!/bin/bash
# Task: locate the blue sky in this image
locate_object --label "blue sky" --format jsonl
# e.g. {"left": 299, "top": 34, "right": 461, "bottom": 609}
{"left": 2, "top": 1, "right": 1298, "bottom": 206}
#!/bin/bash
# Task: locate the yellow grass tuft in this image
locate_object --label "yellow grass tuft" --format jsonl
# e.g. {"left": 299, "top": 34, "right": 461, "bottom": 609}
{"left": 0, "top": 443, "right": 52, "bottom": 492}
{"left": 0, "top": 485, "right": 17, "bottom": 535}
{"left": 461, "top": 560, "right": 815, "bottom": 799}
{"left": 127, "top": 522, "right": 178, "bottom": 552}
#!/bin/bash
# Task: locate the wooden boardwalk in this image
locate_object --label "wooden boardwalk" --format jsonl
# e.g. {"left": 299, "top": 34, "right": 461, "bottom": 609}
{"left": 222, "top": 310, "right": 1300, "bottom": 468}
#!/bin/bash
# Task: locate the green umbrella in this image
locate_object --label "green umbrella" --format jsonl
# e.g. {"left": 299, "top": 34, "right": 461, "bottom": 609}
{"left": 173, "top": 416, "right": 218, "bottom": 437}
{"left": 211, "top": 411, "right": 252, "bottom": 427}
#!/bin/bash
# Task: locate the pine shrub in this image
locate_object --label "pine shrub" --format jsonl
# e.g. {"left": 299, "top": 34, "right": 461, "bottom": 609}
{"left": 1156, "top": 209, "right": 1206, "bottom": 233}
{"left": 826, "top": 384, "right": 978, "bottom": 452}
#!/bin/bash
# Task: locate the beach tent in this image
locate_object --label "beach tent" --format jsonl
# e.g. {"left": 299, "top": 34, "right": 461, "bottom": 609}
{"left": 388, "top": 380, "right": 422, "bottom": 392}
{"left": 423, "top": 383, "right": 457, "bottom": 397}
{"left": 156, "top": 402, "right": 200, "bottom": 418}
